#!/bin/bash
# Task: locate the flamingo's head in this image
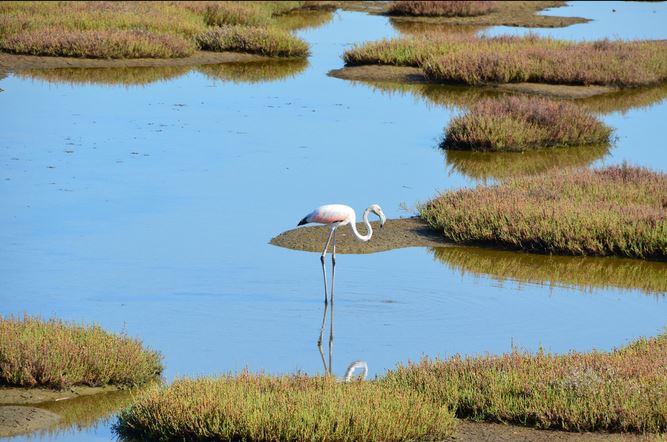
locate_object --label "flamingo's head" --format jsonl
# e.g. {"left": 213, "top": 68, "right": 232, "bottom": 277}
{"left": 369, "top": 204, "right": 386, "bottom": 228}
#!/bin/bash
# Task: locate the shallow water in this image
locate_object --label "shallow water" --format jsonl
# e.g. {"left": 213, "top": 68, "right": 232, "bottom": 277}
{"left": 1, "top": 3, "right": 666, "bottom": 441}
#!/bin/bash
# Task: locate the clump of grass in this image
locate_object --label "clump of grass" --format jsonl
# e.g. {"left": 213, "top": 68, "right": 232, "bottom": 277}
{"left": 384, "top": 331, "right": 667, "bottom": 433}
{"left": 442, "top": 96, "right": 612, "bottom": 151}
{"left": 196, "top": 2, "right": 273, "bottom": 27}
{"left": 197, "top": 25, "right": 309, "bottom": 57}
{"left": 388, "top": 1, "right": 496, "bottom": 17}
{"left": 344, "top": 34, "right": 667, "bottom": 87}
{"left": 0, "top": 1, "right": 315, "bottom": 59}
{"left": 0, "top": 29, "right": 195, "bottom": 59}
{"left": 0, "top": 315, "right": 162, "bottom": 389}
{"left": 114, "top": 374, "right": 456, "bottom": 441}
{"left": 420, "top": 164, "right": 667, "bottom": 259}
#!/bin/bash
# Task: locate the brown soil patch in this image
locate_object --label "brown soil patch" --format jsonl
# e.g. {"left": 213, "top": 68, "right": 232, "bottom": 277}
{"left": 328, "top": 65, "right": 618, "bottom": 98}
{"left": 0, "top": 406, "right": 61, "bottom": 437}
{"left": 270, "top": 217, "right": 450, "bottom": 254}
{"left": 0, "top": 50, "right": 272, "bottom": 75}
{"left": 339, "top": 1, "right": 589, "bottom": 28}
{"left": 0, "top": 385, "right": 119, "bottom": 405}
{"left": 451, "top": 420, "right": 656, "bottom": 441}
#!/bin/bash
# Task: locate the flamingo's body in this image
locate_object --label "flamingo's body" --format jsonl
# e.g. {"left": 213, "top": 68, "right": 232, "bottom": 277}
{"left": 297, "top": 203, "right": 385, "bottom": 349}
{"left": 297, "top": 203, "right": 386, "bottom": 242}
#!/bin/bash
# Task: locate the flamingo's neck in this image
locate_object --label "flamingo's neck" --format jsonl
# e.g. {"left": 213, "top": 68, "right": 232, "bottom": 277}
{"left": 349, "top": 208, "right": 372, "bottom": 241}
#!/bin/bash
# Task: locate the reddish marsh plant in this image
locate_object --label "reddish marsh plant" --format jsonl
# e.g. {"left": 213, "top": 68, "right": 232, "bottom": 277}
{"left": 442, "top": 95, "right": 612, "bottom": 151}
{"left": 388, "top": 1, "right": 497, "bottom": 17}
{"left": 420, "top": 165, "right": 667, "bottom": 259}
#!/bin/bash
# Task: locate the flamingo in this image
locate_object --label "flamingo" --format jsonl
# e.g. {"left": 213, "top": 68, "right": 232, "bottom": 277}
{"left": 297, "top": 204, "right": 386, "bottom": 346}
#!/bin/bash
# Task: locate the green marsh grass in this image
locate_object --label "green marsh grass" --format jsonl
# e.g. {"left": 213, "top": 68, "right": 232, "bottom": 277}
{"left": 420, "top": 164, "right": 667, "bottom": 259}
{"left": 387, "top": 1, "right": 497, "bottom": 17}
{"left": 196, "top": 25, "right": 309, "bottom": 57}
{"left": 344, "top": 34, "right": 667, "bottom": 87}
{"left": 0, "top": 315, "right": 162, "bottom": 389}
{"left": 114, "top": 374, "right": 456, "bottom": 441}
{"left": 384, "top": 331, "right": 667, "bottom": 432}
{"left": 0, "top": 1, "right": 316, "bottom": 59}
{"left": 442, "top": 95, "right": 612, "bottom": 151}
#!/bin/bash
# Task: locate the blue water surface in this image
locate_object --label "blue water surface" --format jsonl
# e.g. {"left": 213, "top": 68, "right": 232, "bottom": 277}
{"left": 1, "top": 3, "right": 666, "bottom": 441}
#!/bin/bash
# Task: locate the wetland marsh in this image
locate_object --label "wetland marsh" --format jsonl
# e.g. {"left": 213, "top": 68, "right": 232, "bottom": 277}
{"left": 1, "top": 1, "right": 666, "bottom": 441}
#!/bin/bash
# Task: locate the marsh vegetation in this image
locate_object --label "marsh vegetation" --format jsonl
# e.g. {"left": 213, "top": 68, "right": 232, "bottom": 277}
{"left": 385, "top": 331, "right": 667, "bottom": 433}
{"left": 442, "top": 96, "right": 612, "bottom": 151}
{"left": 0, "top": 1, "right": 330, "bottom": 59}
{"left": 344, "top": 34, "right": 667, "bottom": 87}
{"left": 114, "top": 374, "right": 456, "bottom": 441}
{"left": 420, "top": 165, "right": 667, "bottom": 259}
{"left": 0, "top": 316, "right": 162, "bottom": 389}
{"left": 387, "top": 1, "right": 497, "bottom": 18}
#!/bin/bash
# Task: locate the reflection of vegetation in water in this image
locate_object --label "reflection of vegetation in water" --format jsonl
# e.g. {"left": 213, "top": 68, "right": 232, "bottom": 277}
{"left": 273, "top": 10, "right": 335, "bottom": 31}
{"left": 198, "top": 59, "right": 308, "bottom": 84}
{"left": 577, "top": 83, "right": 667, "bottom": 115}
{"left": 347, "top": 75, "right": 667, "bottom": 115}
{"left": 355, "top": 80, "right": 503, "bottom": 109}
{"left": 35, "top": 387, "right": 145, "bottom": 436}
{"left": 444, "top": 144, "right": 609, "bottom": 181}
{"left": 17, "top": 66, "right": 191, "bottom": 86}
{"left": 389, "top": 18, "right": 485, "bottom": 36}
{"left": 431, "top": 246, "right": 667, "bottom": 294}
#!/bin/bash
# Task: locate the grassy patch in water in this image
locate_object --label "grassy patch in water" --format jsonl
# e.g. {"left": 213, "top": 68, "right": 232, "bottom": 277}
{"left": 114, "top": 374, "right": 456, "bottom": 441}
{"left": 384, "top": 331, "right": 667, "bottom": 433}
{"left": 0, "top": 1, "right": 318, "bottom": 59}
{"left": 344, "top": 34, "right": 667, "bottom": 87}
{"left": 420, "top": 164, "right": 667, "bottom": 259}
{"left": 388, "top": 1, "right": 497, "bottom": 17}
{"left": 0, "top": 315, "right": 162, "bottom": 389}
{"left": 196, "top": 25, "right": 309, "bottom": 58}
{"left": 1, "top": 29, "right": 195, "bottom": 59}
{"left": 442, "top": 96, "right": 612, "bottom": 151}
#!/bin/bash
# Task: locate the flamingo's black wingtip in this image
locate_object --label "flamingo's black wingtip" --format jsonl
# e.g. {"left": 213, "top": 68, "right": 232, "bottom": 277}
{"left": 297, "top": 217, "right": 308, "bottom": 226}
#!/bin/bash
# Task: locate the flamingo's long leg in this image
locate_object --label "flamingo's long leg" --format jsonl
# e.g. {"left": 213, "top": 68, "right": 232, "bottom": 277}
{"left": 329, "top": 228, "right": 336, "bottom": 371}
{"left": 320, "top": 227, "right": 335, "bottom": 304}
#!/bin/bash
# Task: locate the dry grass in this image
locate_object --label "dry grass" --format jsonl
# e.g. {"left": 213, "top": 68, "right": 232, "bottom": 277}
{"left": 384, "top": 331, "right": 667, "bottom": 433}
{"left": 344, "top": 34, "right": 667, "bottom": 87}
{"left": 420, "top": 165, "right": 667, "bottom": 259}
{"left": 114, "top": 374, "right": 456, "bottom": 441}
{"left": 0, "top": 315, "right": 162, "bottom": 389}
{"left": 197, "top": 25, "right": 309, "bottom": 57}
{"left": 442, "top": 96, "right": 612, "bottom": 151}
{"left": 0, "top": 1, "right": 316, "bottom": 59}
{"left": 388, "top": 1, "right": 497, "bottom": 17}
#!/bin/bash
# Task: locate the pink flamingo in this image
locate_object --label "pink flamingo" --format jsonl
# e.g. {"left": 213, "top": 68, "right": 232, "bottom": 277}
{"left": 297, "top": 204, "right": 385, "bottom": 347}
